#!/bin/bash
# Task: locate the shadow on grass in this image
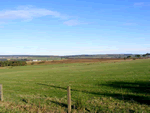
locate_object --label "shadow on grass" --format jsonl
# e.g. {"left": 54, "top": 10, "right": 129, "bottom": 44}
{"left": 37, "top": 81, "right": 150, "bottom": 105}
{"left": 37, "top": 83, "right": 67, "bottom": 90}
{"left": 50, "top": 100, "right": 72, "bottom": 109}
{"left": 37, "top": 83, "right": 78, "bottom": 91}
{"left": 98, "top": 81, "right": 150, "bottom": 105}
{"left": 100, "top": 81, "right": 150, "bottom": 94}
{"left": 89, "top": 92, "right": 150, "bottom": 105}
{"left": 50, "top": 100, "right": 67, "bottom": 108}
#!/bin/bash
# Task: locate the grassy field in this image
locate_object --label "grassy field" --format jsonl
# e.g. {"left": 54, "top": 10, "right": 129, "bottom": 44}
{"left": 0, "top": 59, "right": 150, "bottom": 113}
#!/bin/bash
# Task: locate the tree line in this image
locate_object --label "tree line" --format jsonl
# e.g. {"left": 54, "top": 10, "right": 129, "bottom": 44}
{"left": 0, "top": 61, "right": 27, "bottom": 67}
{"left": 126, "top": 53, "right": 150, "bottom": 59}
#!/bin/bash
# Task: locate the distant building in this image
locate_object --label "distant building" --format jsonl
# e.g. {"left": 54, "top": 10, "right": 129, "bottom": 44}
{"left": 33, "top": 60, "right": 38, "bottom": 62}
{"left": 32, "top": 59, "right": 42, "bottom": 62}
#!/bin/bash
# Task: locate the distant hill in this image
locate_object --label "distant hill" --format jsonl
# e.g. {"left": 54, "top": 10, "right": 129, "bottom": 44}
{"left": 63, "top": 54, "right": 134, "bottom": 58}
{"left": 0, "top": 54, "right": 135, "bottom": 59}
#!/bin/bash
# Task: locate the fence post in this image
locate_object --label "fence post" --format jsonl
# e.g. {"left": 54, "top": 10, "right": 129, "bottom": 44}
{"left": 67, "top": 86, "right": 71, "bottom": 113}
{"left": 0, "top": 84, "right": 3, "bottom": 101}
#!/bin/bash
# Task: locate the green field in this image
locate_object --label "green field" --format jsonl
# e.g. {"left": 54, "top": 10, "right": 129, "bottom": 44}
{"left": 0, "top": 59, "right": 150, "bottom": 112}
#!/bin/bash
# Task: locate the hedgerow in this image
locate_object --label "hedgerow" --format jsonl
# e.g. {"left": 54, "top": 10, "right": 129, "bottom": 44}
{"left": 0, "top": 61, "right": 27, "bottom": 67}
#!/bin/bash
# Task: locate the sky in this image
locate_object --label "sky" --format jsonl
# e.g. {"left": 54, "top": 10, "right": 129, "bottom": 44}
{"left": 0, "top": 0, "right": 150, "bottom": 55}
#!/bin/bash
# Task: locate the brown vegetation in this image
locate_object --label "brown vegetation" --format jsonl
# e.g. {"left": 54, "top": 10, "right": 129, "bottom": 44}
{"left": 27, "top": 58, "right": 134, "bottom": 65}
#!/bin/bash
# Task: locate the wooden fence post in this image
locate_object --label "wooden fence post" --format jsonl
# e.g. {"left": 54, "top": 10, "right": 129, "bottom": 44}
{"left": 0, "top": 84, "right": 3, "bottom": 101}
{"left": 67, "top": 86, "right": 71, "bottom": 113}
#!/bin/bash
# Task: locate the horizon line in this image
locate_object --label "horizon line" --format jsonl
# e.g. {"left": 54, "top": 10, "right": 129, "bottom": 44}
{"left": 0, "top": 53, "right": 147, "bottom": 57}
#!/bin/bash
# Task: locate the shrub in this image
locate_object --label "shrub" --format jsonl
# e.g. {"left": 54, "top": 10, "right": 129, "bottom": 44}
{"left": 135, "top": 55, "right": 141, "bottom": 58}
{"left": 31, "top": 62, "right": 34, "bottom": 65}
{"left": 127, "top": 56, "right": 131, "bottom": 58}
{"left": 38, "top": 61, "right": 45, "bottom": 64}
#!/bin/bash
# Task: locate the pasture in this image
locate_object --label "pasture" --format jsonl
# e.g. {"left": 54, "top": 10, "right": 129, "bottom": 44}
{"left": 0, "top": 59, "right": 150, "bottom": 112}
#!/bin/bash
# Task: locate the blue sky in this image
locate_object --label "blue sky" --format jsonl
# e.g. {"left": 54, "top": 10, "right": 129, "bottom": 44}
{"left": 0, "top": 0, "right": 150, "bottom": 55}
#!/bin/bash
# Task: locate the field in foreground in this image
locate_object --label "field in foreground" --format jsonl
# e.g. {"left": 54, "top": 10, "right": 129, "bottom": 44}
{"left": 0, "top": 59, "right": 150, "bottom": 113}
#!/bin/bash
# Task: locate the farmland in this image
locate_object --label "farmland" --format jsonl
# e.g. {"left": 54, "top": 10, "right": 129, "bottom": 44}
{"left": 0, "top": 59, "right": 150, "bottom": 112}
{"left": 27, "top": 58, "right": 133, "bottom": 65}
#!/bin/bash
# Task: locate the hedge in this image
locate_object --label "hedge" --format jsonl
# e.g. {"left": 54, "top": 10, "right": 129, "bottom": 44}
{"left": 0, "top": 61, "right": 27, "bottom": 67}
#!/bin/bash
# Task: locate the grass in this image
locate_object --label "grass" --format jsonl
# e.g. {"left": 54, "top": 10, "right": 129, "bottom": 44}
{"left": 0, "top": 59, "right": 150, "bottom": 112}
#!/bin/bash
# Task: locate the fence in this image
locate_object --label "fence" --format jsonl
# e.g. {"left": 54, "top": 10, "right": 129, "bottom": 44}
{"left": 0, "top": 84, "right": 72, "bottom": 112}
{"left": 0, "top": 84, "right": 3, "bottom": 101}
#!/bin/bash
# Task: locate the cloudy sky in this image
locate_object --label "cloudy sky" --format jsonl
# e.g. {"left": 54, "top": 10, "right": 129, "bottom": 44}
{"left": 0, "top": 0, "right": 150, "bottom": 55}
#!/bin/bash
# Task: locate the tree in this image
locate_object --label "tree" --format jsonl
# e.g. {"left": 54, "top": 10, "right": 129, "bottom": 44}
{"left": 135, "top": 55, "right": 141, "bottom": 58}
{"left": 142, "top": 54, "right": 146, "bottom": 57}
{"left": 127, "top": 56, "right": 131, "bottom": 58}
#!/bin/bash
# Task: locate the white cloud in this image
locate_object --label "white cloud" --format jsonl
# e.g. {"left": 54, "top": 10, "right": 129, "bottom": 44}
{"left": 0, "top": 5, "right": 65, "bottom": 21}
{"left": 0, "top": 5, "right": 89, "bottom": 26}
